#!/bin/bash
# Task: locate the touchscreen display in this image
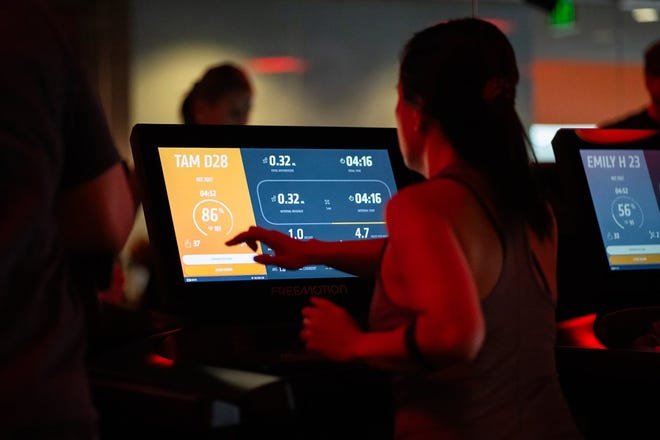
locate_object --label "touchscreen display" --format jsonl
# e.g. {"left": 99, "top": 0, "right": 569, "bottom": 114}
{"left": 158, "top": 147, "right": 397, "bottom": 282}
{"left": 580, "top": 149, "right": 660, "bottom": 271}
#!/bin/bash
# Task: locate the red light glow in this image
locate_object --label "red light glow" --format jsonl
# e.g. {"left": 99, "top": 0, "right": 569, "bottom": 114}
{"left": 248, "top": 56, "right": 308, "bottom": 75}
{"left": 146, "top": 353, "right": 175, "bottom": 368}
{"left": 557, "top": 313, "right": 606, "bottom": 349}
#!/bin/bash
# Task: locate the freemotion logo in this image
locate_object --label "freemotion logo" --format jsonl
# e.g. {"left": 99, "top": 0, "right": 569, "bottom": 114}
{"left": 271, "top": 284, "right": 349, "bottom": 297}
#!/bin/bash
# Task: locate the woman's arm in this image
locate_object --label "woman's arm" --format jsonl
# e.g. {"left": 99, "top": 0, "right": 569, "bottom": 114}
{"left": 377, "top": 191, "right": 485, "bottom": 367}
{"left": 303, "top": 189, "right": 486, "bottom": 371}
{"left": 225, "top": 226, "right": 385, "bottom": 277}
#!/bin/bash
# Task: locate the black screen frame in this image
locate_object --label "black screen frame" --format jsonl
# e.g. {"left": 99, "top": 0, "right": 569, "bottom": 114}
{"left": 130, "top": 123, "right": 420, "bottom": 325}
{"left": 552, "top": 128, "right": 660, "bottom": 313}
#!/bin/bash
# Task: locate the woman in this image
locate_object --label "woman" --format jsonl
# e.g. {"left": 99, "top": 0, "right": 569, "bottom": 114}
{"left": 227, "top": 18, "right": 581, "bottom": 439}
{"left": 181, "top": 62, "right": 253, "bottom": 125}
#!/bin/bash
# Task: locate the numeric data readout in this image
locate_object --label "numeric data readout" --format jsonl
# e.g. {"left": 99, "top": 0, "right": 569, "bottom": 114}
{"left": 581, "top": 149, "right": 660, "bottom": 270}
{"left": 158, "top": 147, "right": 398, "bottom": 282}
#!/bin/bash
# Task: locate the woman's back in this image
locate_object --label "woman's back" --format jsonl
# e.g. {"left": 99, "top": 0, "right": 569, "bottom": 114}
{"left": 371, "top": 166, "right": 581, "bottom": 439}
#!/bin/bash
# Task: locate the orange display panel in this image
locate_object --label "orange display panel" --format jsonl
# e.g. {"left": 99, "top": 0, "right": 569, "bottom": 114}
{"left": 159, "top": 147, "right": 267, "bottom": 279}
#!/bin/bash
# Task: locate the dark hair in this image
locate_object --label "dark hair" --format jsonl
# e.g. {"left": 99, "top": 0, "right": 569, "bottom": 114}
{"left": 181, "top": 63, "right": 253, "bottom": 124}
{"left": 399, "top": 17, "right": 552, "bottom": 238}
{"left": 644, "top": 40, "right": 660, "bottom": 76}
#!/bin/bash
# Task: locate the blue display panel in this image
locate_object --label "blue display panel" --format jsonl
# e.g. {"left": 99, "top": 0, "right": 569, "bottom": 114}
{"left": 580, "top": 149, "right": 660, "bottom": 270}
{"left": 158, "top": 147, "right": 397, "bottom": 282}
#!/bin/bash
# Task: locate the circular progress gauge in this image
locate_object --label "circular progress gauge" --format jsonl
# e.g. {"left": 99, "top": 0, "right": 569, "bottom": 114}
{"left": 192, "top": 199, "right": 235, "bottom": 236}
{"left": 610, "top": 196, "right": 644, "bottom": 229}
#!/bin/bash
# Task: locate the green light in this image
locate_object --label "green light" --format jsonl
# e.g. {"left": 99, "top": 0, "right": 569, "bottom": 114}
{"left": 549, "top": 0, "right": 575, "bottom": 29}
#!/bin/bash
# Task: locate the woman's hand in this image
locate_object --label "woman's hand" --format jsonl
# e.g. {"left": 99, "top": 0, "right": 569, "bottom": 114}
{"left": 301, "top": 297, "right": 363, "bottom": 362}
{"left": 225, "top": 225, "right": 315, "bottom": 269}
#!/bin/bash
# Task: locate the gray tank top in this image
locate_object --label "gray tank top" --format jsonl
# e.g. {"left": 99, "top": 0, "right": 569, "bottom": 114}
{"left": 369, "top": 170, "right": 582, "bottom": 439}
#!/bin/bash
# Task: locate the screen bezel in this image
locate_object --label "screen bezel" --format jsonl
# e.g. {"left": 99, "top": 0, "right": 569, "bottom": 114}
{"left": 552, "top": 128, "right": 660, "bottom": 312}
{"left": 130, "top": 124, "right": 420, "bottom": 324}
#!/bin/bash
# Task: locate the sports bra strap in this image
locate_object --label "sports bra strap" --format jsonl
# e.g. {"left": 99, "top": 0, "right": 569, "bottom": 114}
{"left": 432, "top": 173, "right": 506, "bottom": 250}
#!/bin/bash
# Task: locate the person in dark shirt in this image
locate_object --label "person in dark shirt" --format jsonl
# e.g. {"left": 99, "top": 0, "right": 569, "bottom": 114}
{"left": 600, "top": 39, "right": 660, "bottom": 129}
{"left": 0, "top": 1, "right": 135, "bottom": 437}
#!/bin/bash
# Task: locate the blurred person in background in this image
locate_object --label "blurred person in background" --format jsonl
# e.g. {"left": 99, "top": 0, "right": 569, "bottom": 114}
{"left": 600, "top": 39, "right": 660, "bottom": 129}
{"left": 181, "top": 62, "right": 253, "bottom": 125}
